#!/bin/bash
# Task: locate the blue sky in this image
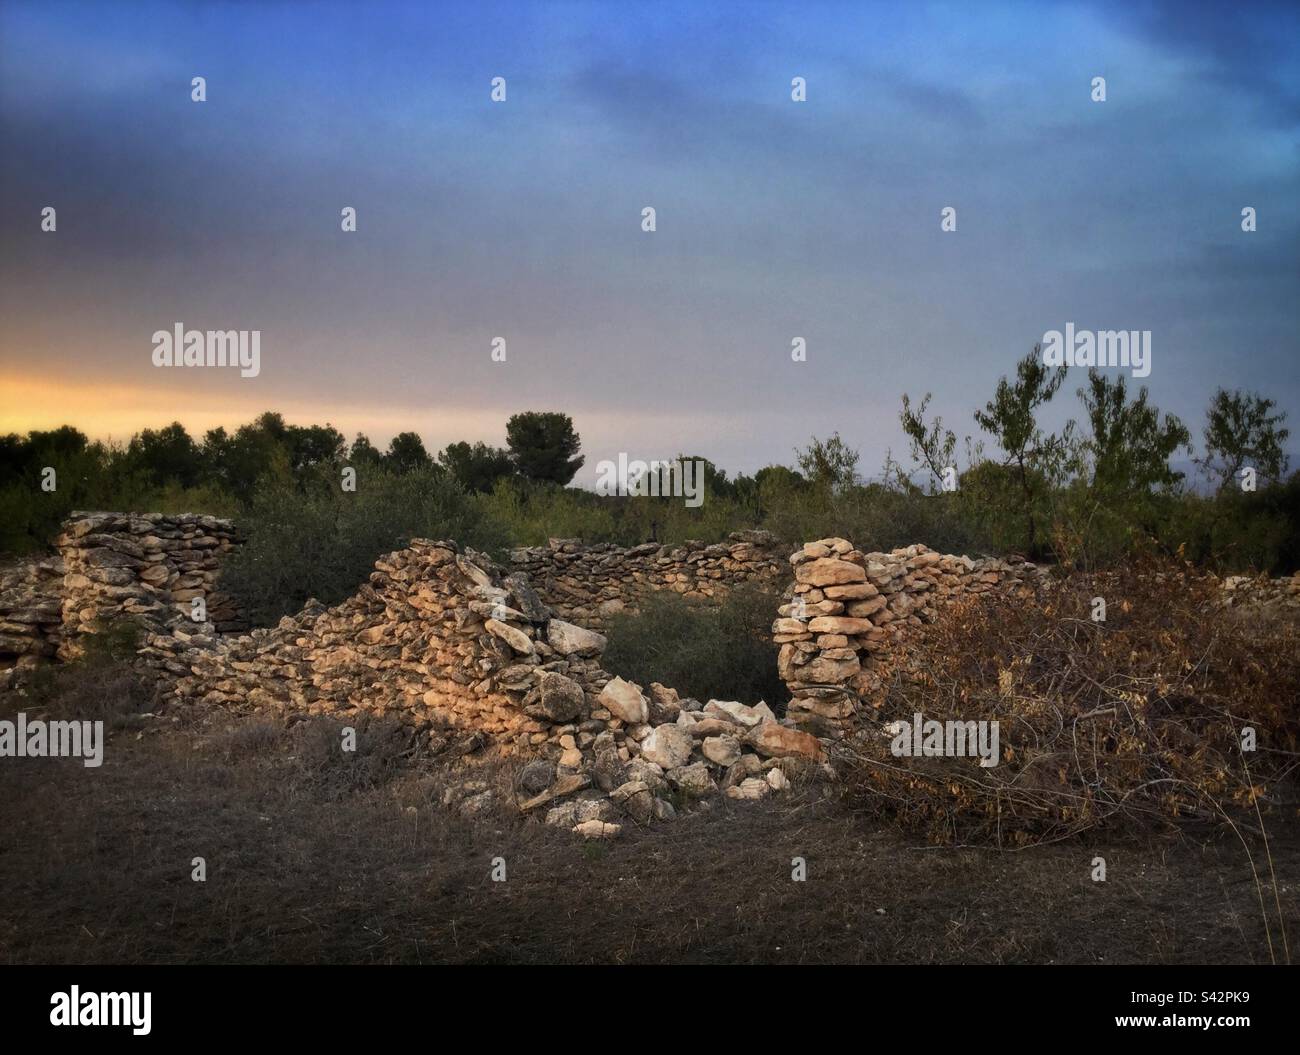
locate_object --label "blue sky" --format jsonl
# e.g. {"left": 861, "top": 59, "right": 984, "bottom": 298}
{"left": 1, "top": 0, "right": 1297, "bottom": 484}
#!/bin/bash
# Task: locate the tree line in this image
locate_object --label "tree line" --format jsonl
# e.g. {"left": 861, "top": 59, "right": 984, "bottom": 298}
{"left": 1, "top": 356, "right": 1296, "bottom": 585}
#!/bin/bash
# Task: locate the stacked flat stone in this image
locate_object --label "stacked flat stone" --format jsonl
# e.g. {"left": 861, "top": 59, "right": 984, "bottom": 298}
{"left": 774, "top": 539, "right": 1042, "bottom": 736}
{"left": 0, "top": 555, "right": 65, "bottom": 667}
{"left": 509, "top": 529, "right": 784, "bottom": 631}
{"left": 56, "top": 511, "right": 244, "bottom": 658}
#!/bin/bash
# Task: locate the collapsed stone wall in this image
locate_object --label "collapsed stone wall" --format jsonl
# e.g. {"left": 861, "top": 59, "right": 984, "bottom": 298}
{"left": 774, "top": 539, "right": 1043, "bottom": 736}
{"left": 5, "top": 513, "right": 1298, "bottom": 836}
{"left": 508, "top": 530, "right": 785, "bottom": 631}
{"left": 135, "top": 537, "right": 823, "bottom": 835}
{"left": 146, "top": 540, "right": 584, "bottom": 747}
{"left": 2, "top": 524, "right": 787, "bottom": 669}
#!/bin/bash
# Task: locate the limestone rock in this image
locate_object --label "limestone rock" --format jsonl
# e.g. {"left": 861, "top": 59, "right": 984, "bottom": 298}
{"left": 704, "top": 699, "right": 776, "bottom": 728}
{"left": 610, "top": 779, "right": 656, "bottom": 823}
{"left": 546, "top": 619, "right": 607, "bottom": 657}
{"left": 747, "top": 721, "right": 825, "bottom": 761}
{"left": 701, "top": 734, "right": 743, "bottom": 766}
{"left": 518, "top": 773, "right": 591, "bottom": 812}
{"left": 725, "top": 777, "right": 771, "bottom": 801}
{"left": 485, "top": 618, "right": 533, "bottom": 654}
{"left": 573, "top": 819, "right": 622, "bottom": 839}
{"left": 794, "top": 558, "right": 867, "bottom": 587}
{"left": 599, "top": 676, "right": 649, "bottom": 724}
{"left": 535, "top": 671, "right": 585, "bottom": 722}
{"left": 517, "top": 759, "right": 555, "bottom": 795}
{"left": 668, "top": 762, "right": 717, "bottom": 796}
{"left": 640, "top": 724, "right": 694, "bottom": 769}
{"left": 766, "top": 767, "right": 791, "bottom": 792}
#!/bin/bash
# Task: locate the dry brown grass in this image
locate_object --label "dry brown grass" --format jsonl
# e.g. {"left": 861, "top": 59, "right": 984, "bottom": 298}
{"left": 840, "top": 561, "right": 1299, "bottom": 849}
{"left": 837, "top": 561, "right": 1299, "bottom": 961}
{"left": 2, "top": 672, "right": 1297, "bottom": 964}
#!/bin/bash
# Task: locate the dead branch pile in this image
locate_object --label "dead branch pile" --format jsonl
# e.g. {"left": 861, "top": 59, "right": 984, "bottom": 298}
{"left": 838, "top": 562, "right": 1300, "bottom": 847}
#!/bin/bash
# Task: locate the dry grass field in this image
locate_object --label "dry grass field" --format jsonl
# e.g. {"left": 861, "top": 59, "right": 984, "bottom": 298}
{"left": 2, "top": 694, "right": 1294, "bottom": 966}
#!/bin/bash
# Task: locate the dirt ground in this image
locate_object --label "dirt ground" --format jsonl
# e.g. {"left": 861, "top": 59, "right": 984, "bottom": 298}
{"left": 2, "top": 707, "right": 1294, "bottom": 966}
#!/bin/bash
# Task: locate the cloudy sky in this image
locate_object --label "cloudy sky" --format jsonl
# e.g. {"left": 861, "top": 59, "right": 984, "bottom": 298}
{"left": 1, "top": 0, "right": 1297, "bottom": 486}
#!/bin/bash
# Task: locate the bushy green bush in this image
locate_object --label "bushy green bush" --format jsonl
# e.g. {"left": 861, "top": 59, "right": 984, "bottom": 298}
{"left": 760, "top": 483, "right": 995, "bottom": 558}
{"left": 0, "top": 429, "right": 240, "bottom": 554}
{"left": 601, "top": 583, "right": 788, "bottom": 711}
{"left": 1158, "top": 476, "right": 1300, "bottom": 574}
{"left": 222, "top": 468, "right": 508, "bottom": 625}
{"left": 474, "top": 478, "right": 626, "bottom": 545}
{"left": 5, "top": 397, "right": 1296, "bottom": 581}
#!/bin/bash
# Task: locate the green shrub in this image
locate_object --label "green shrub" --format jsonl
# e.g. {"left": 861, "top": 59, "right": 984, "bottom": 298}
{"left": 222, "top": 467, "right": 508, "bottom": 625}
{"left": 601, "top": 583, "right": 788, "bottom": 711}
{"left": 760, "top": 483, "right": 994, "bottom": 558}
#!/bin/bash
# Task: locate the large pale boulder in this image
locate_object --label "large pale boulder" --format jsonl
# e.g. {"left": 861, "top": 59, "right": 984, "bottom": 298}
{"left": 681, "top": 715, "right": 736, "bottom": 738}
{"left": 725, "top": 777, "right": 771, "bottom": 801}
{"left": 807, "top": 616, "right": 876, "bottom": 634}
{"left": 701, "top": 734, "right": 743, "bottom": 766}
{"left": 546, "top": 619, "right": 607, "bottom": 657}
{"left": 573, "top": 820, "right": 622, "bottom": 839}
{"left": 800, "top": 537, "right": 852, "bottom": 556}
{"left": 485, "top": 618, "right": 533, "bottom": 654}
{"left": 794, "top": 558, "right": 867, "bottom": 587}
{"left": 747, "top": 721, "right": 825, "bottom": 761}
{"left": 766, "top": 767, "right": 791, "bottom": 792}
{"left": 704, "top": 699, "right": 776, "bottom": 728}
{"left": 599, "top": 676, "right": 649, "bottom": 724}
{"left": 640, "top": 725, "right": 694, "bottom": 769}
{"left": 455, "top": 556, "right": 495, "bottom": 589}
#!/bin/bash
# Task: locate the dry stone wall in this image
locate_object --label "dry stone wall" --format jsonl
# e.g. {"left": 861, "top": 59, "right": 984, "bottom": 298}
{"left": 145, "top": 539, "right": 570, "bottom": 745}
{"left": 0, "top": 555, "right": 65, "bottom": 665}
{"left": 0, "top": 512, "right": 243, "bottom": 668}
{"left": 508, "top": 530, "right": 785, "bottom": 631}
{"left": 56, "top": 512, "right": 244, "bottom": 657}
{"left": 5, "top": 512, "right": 1299, "bottom": 838}
{"left": 775, "top": 539, "right": 1044, "bottom": 736}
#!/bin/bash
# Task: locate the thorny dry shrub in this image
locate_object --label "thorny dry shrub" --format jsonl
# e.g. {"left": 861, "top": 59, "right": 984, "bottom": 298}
{"left": 839, "top": 560, "right": 1300, "bottom": 849}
